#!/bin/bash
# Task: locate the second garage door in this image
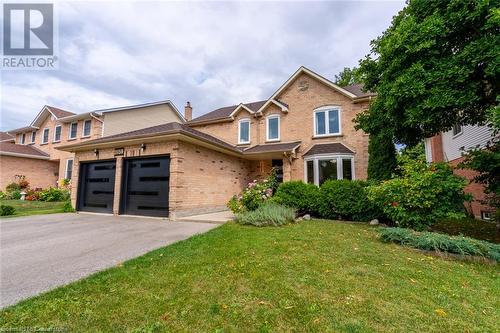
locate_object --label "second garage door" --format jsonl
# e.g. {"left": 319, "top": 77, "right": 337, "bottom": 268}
{"left": 120, "top": 156, "right": 170, "bottom": 217}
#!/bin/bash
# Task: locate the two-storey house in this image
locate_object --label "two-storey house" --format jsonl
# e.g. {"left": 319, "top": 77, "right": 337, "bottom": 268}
{"left": 58, "top": 67, "right": 373, "bottom": 219}
{"left": 1, "top": 101, "right": 184, "bottom": 190}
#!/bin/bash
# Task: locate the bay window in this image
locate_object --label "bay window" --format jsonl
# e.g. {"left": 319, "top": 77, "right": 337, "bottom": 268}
{"left": 314, "top": 106, "right": 341, "bottom": 136}
{"left": 266, "top": 115, "right": 280, "bottom": 141}
{"left": 238, "top": 119, "right": 250, "bottom": 144}
{"left": 304, "top": 155, "right": 354, "bottom": 185}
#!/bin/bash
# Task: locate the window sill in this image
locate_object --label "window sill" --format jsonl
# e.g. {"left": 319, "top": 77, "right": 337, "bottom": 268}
{"left": 40, "top": 142, "right": 48, "bottom": 146}
{"left": 81, "top": 135, "right": 91, "bottom": 139}
{"left": 312, "top": 134, "right": 342, "bottom": 139}
{"left": 237, "top": 142, "right": 250, "bottom": 146}
{"left": 53, "top": 140, "right": 61, "bottom": 144}
{"left": 265, "top": 139, "right": 280, "bottom": 143}
{"left": 452, "top": 132, "right": 463, "bottom": 139}
{"left": 67, "top": 138, "right": 77, "bottom": 141}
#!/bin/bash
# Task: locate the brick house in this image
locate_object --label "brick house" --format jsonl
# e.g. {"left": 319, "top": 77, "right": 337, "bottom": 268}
{"left": 57, "top": 66, "right": 373, "bottom": 219}
{"left": 424, "top": 124, "right": 496, "bottom": 220}
{"left": 1, "top": 101, "right": 183, "bottom": 190}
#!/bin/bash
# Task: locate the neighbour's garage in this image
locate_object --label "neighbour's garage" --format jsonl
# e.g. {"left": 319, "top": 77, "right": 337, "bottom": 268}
{"left": 77, "top": 160, "right": 116, "bottom": 213}
{"left": 120, "top": 156, "right": 170, "bottom": 217}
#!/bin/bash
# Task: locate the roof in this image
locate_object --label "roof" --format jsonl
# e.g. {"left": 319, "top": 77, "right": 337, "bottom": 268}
{"left": 303, "top": 143, "right": 354, "bottom": 156}
{"left": 341, "top": 84, "right": 375, "bottom": 98}
{"left": 7, "top": 126, "right": 38, "bottom": 134}
{"left": 0, "top": 142, "right": 50, "bottom": 159}
{"left": 58, "top": 122, "right": 241, "bottom": 153}
{"left": 243, "top": 141, "right": 301, "bottom": 154}
{"left": 190, "top": 100, "right": 266, "bottom": 124}
{"left": 45, "top": 106, "right": 75, "bottom": 118}
{"left": 0, "top": 132, "right": 15, "bottom": 142}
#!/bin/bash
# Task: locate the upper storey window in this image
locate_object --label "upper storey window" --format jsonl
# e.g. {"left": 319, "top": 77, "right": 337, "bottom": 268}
{"left": 69, "top": 122, "right": 78, "bottom": 139}
{"left": 31, "top": 131, "right": 36, "bottom": 143}
{"left": 266, "top": 115, "right": 280, "bottom": 142}
{"left": 314, "top": 106, "right": 341, "bottom": 137}
{"left": 54, "top": 125, "right": 61, "bottom": 142}
{"left": 20, "top": 133, "right": 26, "bottom": 144}
{"left": 452, "top": 124, "right": 462, "bottom": 137}
{"left": 238, "top": 119, "right": 250, "bottom": 144}
{"left": 83, "top": 119, "right": 92, "bottom": 137}
{"left": 42, "top": 128, "right": 49, "bottom": 144}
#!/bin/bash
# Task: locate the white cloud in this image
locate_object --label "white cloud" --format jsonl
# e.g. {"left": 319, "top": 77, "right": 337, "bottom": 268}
{"left": 0, "top": 0, "right": 405, "bottom": 130}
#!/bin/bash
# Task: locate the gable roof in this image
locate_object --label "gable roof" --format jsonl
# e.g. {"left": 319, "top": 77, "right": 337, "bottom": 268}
{"left": 189, "top": 66, "right": 375, "bottom": 126}
{"left": 31, "top": 105, "right": 75, "bottom": 127}
{"left": 7, "top": 126, "right": 38, "bottom": 134}
{"left": 189, "top": 100, "right": 266, "bottom": 124}
{"left": 0, "top": 142, "right": 50, "bottom": 159}
{"left": 0, "top": 132, "right": 15, "bottom": 142}
{"left": 243, "top": 141, "right": 301, "bottom": 154}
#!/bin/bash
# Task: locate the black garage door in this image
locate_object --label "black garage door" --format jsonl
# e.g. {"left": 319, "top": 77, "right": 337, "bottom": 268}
{"left": 77, "top": 160, "right": 116, "bottom": 213}
{"left": 120, "top": 156, "right": 170, "bottom": 217}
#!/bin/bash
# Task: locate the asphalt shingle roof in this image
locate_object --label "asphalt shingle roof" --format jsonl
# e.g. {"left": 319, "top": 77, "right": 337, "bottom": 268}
{"left": 0, "top": 142, "right": 49, "bottom": 158}
{"left": 303, "top": 143, "right": 354, "bottom": 156}
{"left": 189, "top": 100, "right": 266, "bottom": 123}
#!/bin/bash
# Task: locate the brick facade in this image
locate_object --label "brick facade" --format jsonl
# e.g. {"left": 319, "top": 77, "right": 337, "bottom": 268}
{"left": 192, "top": 72, "right": 370, "bottom": 182}
{"left": 0, "top": 156, "right": 58, "bottom": 190}
{"left": 71, "top": 140, "right": 252, "bottom": 219}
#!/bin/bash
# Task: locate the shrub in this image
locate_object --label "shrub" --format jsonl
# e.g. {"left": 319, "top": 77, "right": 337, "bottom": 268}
{"left": 25, "top": 189, "right": 41, "bottom": 201}
{"left": 0, "top": 205, "right": 15, "bottom": 216}
{"left": 39, "top": 187, "right": 70, "bottom": 202}
{"left": 318, "top": 180, "right": 382, "bottom": 222}
{"left": 368, "top": 161, "right": 470, "bottom": 230}
{"left": 273, "top": 181, "right": 320, "bottom": 215}
{"left": 5, "top": 182, "right": 21, "bottom": 193}
{"left": 227, "top": 172, "right": 278, "bottom": 213}
{"left": 235, "top": 203, "right": 296, "bottom": 227}
{"left": 379, "top": 227, "right": 500, "bottom": 262}
{"left": 63, "top": 201, "right": 75, "bottom": 212}
{"left": 367, "top": 132, "right": 397, "bottom": 181}
{"left": 0, "top": 191, "right": 6, "bottom": 200}
{"left": 10, "top": 190, "right": 22, "bottom": 200}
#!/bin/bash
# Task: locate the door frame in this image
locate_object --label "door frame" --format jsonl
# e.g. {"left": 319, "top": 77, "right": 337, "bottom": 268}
{"left": 119, "top": 154, "right": 170, "bottom": 217}
{"left": 76, "top": 159, "right": 117, "bottom": 213}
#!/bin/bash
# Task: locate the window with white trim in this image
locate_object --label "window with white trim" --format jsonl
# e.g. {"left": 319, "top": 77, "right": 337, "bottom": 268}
{"left": 20, "top": 133, "right": 26, "bottom": 145}
{"left": 42, "top": 128, "right": 49, "bottom": 144}
{"left": 304, "top": 155, "right": 354, "bottom": 185}
{"left": 314, "top": 106, "right": 341, "bottom": 136}
{"left": 69, "top": 122, "right": 78, "bottom": 139}
{"left": 31, "top": 131, "right": 36, "bottom": 143}
{"left": 238, "top": 119, "right": 250, "bottom": 144}
{"left": 82, "top": 119, "right": 92, "bottom": 137}
{"left": 452, "top": 124, "right": 462, "bottom": 136}
{"left": 266, "top": 115, "right": 280, "bottom": 141}
{"left": 54, "top": 125, "right": 61, "bottom": 142}
{"left": 65, "top": 159, "right": 73, "bottom": 180}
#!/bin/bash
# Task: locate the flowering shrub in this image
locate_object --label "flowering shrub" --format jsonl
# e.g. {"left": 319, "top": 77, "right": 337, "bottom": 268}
{"left": 39, "top": 187, "right": 70, "bottom": 202}
{"left": 227, "top": 172, "right": 277, "bottom": 213}
{"left": 367, "top": 160, "right": 470, "bottom": 230}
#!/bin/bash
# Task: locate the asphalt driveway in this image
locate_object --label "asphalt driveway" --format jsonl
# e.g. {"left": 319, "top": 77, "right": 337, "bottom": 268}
{"left": 0, "top": 213, "right": 218, "bottom": 308}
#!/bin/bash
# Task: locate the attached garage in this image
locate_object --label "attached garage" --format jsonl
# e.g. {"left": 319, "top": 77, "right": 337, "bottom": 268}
{"left": 77, "top": 160, "right": 116, "bottom": 213}
{"left": 120, "top": 156, "right": 170, "bottom": 217}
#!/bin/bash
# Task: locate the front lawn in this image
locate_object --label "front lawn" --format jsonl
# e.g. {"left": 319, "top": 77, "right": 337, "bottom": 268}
{"left": 0, "top": 200, "right": 67, "bottom": 217}
{"left": 1, "top": 221, "right": 498, "bottom": 332}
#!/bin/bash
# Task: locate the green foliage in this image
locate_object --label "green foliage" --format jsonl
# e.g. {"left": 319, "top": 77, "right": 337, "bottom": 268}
{"left": 0, "top": 205, "right": 15, "bottom": 216}
{"left": 318, "top": 180, "right": 382, "bottom": 222}
{"left": 63, "top": 201, "right": 75, "bottom": 213}
{"left": 367, "top": 132, "right": 397, "bottom": 181}
{"left": 355, "top": 0, "right": 499, "bottom": 145}
{"left": 368, "top": 160, "right": 470, "bottom": 230}
{"left": 273, "top": 181, "right": 320, "bottom": 215}
{"left": 379, "top": 227, "right": 500, "bottom": 262}
{"left": 10, "top": 190, "right": 22, "bottom": 200}
{"left": 397, "top": 142, "right": 426, "bottom": 167}
{"left": 39, "top": 187, "right": 70, "bottom": 202}
{"left": 0, "top": 191, "right": 5, "bottom": 200}
{"left": 334, "top": 66, "right": 363, "bottom": 86}
{"left": 5, "top": 182, "right": 21, "bottom": 193}
{"left": 235, "top": 203, "right": 296, "bottom": 227}
{"left": 227, "top": 172, "right": 277, "bottom": 213}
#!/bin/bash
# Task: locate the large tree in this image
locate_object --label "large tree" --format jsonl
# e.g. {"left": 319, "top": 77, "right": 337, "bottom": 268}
{"left": 355, "top": 0, "right": 499, "bottom": 146}
{"left": 334, "top": 67, "right": 362, "bottom": 86}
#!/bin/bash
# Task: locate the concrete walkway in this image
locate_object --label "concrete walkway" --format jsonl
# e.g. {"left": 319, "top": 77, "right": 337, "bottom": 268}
{"left": 0, "top": 213, "right": 217, "bottom": 308}
{"left": 176, "top": 210, "right": 235, "bottom": 224}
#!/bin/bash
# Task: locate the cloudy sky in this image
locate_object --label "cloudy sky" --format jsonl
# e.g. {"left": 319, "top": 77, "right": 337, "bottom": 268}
{"left": 1, "top": 0, "right": 405, "bottom": 131}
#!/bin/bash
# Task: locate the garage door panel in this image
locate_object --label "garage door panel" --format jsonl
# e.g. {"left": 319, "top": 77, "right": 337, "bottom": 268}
{"left": 78, "top": 161, "right": 116, "bottom": 213}
{"left": 121, "top": 156, "right": 170, "bottom": 217}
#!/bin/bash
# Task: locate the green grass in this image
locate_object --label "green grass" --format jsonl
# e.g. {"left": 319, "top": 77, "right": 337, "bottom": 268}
{"left": 1, "top": 221, "right": 499, "bottom": 332}
{"left": 431, "top": 217, "right": 499, "bottom": 244}
{"left": 0, "top": 200, "right": 67, "bottom": 217}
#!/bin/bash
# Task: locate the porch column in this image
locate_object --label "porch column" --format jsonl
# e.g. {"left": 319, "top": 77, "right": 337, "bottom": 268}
{"left": 283, "top": 158, "right": 292, "bottom": 182}
{"left": 112, "top": 156, "right": 123, "bottom": 215}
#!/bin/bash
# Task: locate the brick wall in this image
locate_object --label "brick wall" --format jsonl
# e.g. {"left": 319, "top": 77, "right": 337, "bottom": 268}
{"left": 0, "top": 156, "right": 58, "bottom": 190}
{"left": 449, "top": 156, "right": 494, "bottom": 219}
{"left": 72, "top": 139, "right": 252, "bottom": 219}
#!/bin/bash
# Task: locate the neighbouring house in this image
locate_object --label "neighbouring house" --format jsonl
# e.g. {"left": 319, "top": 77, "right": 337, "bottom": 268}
{"left": 424, "top": 124, "right": 496, "bottom": 220}
{"left": 1, "top": 101, "right": 183, "bottom": 190}
{"left": 58, "top": 66, "right": 374, "bottom": 219}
